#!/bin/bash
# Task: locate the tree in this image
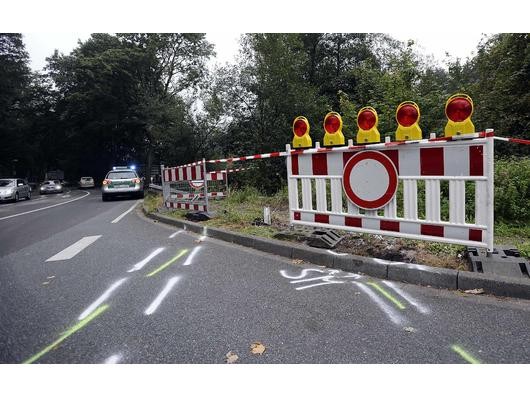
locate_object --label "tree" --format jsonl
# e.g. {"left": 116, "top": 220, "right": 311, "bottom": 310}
{"left": 0, "top": 33, "right": 31, "bottom": 176}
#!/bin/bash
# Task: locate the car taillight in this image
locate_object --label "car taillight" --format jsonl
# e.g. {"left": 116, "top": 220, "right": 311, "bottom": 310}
{"left": 102, "top": 179, "right": 111, "bottom": 185}
{"left": 446, "top": 96, "right": 473, "bottom": 122}
{"left": 134, "top": 178, "right": 141, "bottom": 184}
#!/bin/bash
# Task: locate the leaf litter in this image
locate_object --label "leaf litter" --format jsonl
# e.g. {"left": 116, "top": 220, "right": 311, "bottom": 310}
{"left": 225, "top": 351, "right": 239, "bottom": 364}
{"left": 250, "top": 342, "right": 266, "bottom": 355}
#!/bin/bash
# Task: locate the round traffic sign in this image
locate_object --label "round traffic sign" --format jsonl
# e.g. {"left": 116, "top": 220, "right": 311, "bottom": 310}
{"left": 343, "top": 150, "right": 398, "bottom": 210}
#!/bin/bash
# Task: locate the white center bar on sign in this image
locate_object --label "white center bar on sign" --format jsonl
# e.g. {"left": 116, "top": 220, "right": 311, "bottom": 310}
{"left": 45, "top": 235, "right": 101, "bottom": 262}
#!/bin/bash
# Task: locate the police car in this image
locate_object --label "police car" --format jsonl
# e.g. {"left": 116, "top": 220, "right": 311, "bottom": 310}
{"left": 101, "top": 166, "right": 144, "bottom": 201}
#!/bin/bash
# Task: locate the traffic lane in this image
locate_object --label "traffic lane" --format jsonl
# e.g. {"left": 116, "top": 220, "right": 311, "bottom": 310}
{"left": 9, "top": 208, "right": 529, "bottom": 363}
{"left": 0, "top": 189, "right": 80, "bottom": 217}
{"left": 0, "top": 203, "right": 189, "bottom": 363}
{"left": 0, "top": 190, "right": 137, "bottom": 257}
{"left": 100, "top": 243, "right": 528, "bottom": 364}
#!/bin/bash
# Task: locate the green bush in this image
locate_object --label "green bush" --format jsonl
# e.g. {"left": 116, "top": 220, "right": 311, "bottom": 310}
{"left": 494, "top": 157, "right": 530, "bottom": 223}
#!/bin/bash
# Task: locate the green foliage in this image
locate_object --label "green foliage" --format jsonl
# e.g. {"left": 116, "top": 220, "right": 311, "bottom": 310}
{"left": 494, "top": 157, "right": 530, "bottom": 222}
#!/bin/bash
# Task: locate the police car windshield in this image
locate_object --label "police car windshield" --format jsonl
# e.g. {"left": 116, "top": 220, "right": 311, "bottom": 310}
{"left": 107, "top": 171, "right": 136, "bottom": 179}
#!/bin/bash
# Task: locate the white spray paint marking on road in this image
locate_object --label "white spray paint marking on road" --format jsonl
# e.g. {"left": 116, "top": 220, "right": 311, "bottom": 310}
{"left": 127, "top": 247, "right": 165, "bottom": 272}
{"left": 197, "top": 235, "right": 206, "bottom": 242}
{"left": 104, "top": 354, "right": 122, "bottom": 364}
{"left": 279, "top": 268, "right": 325, "bottom": 279}
{"left": 0, "top": 191, "right": 90, "bottom": 221}
{"left": 46, "top": 235, "right": 101, "bottom": 262}
{"left": 354, "top": 282, "right": 406, "bottom": 325}
{"left": 111, "top": 201, "right": 140, "bottom": 224}
{"left": 382, "top": 280, "right": 430, "bottom": 314}
{"left": 169, "top": 230, "right": 183, "bottom": 239}
{"left": 144, "top": 276, "right": 180, "bottom": 315}
{"left": 78, "top": 278, "right": 128, "bottom": 320}
{"left": 280, "top": 268, "right": 362, "bottom": 291}
{"left": 182, "top": 246, "right": 202, "bottom": 266}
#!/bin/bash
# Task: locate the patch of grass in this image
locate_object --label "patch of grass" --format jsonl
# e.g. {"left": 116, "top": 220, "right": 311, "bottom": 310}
{"left": 495, "top": 223, "right": 530, "bottom": 258}
{"left": 143, "top": 193, "right": 163, "bottom": 214}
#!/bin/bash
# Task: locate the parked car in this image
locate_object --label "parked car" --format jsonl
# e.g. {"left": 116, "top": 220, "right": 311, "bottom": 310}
{"left": 79, "top": 176, "right": 95, "bottom": 189}
{"left": 0, "top": 178, "right": 31, "bottom": 202}
{"left": 101, "top": 166, "right": 144, "bottom": 201}
{"left": 40, "top": 180, "right": 63, "bottom": 194}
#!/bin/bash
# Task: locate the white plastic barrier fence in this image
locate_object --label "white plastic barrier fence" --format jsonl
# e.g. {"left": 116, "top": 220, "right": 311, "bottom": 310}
{"left": 161, "top": 162, "right": 209, "bottom": 212}
{"left": 286, "top": 131, "right": 495, "bottom": 251}
{"left": 161, "top": 161, "right": 231, "bottom": 212}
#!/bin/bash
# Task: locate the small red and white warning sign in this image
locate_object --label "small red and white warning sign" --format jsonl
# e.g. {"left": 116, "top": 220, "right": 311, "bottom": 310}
{"left": 342, "top": 150, "right": 398, "bottom": 210}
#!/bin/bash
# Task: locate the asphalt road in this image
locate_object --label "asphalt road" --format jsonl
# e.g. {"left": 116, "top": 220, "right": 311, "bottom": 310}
{"left": 0, "top": 189, "right": 529, "bottom": 364}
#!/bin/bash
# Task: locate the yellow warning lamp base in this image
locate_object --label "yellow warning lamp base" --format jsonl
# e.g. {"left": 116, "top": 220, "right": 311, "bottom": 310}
{"left": 356, "top": 128, "right": 380, "bottom": 144}
{"left": 444, "top": 119, "right": 475, "bottom": 137}
{"left": 396, "top": 124, "right": 422, "bottom": 141}
{"left": 323, "top": 132, "right": 345, "bottom": 146}
{"left": 293, "top": 134, "right": 312, "bottom": 148}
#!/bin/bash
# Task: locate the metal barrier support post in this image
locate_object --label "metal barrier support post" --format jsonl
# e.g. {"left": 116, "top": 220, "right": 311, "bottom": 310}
{"left": 486, "top": 129, "right": 495, "bottom": 254}
{"left": 202, "top": 158, "right": 209, "bottom": 213}
{"left": 161, "top": 164, "right": 170, "bottom": 204}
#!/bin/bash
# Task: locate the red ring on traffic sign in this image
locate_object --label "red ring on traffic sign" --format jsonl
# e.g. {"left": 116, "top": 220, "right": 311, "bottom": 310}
{"left": 188, "top": 180, "right": 204, "bottom": 189}
{"left": 343, "top": 150, "right": 398, "bottom": 210}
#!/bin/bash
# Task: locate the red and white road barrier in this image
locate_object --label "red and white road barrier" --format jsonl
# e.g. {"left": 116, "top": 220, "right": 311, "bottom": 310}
{"left": 165, "top": 202, "right": 208, "bottom": 211}
{"left": 163, "top": 164, "right": 204, "bottom": 182}
{"left": 494, "top": 136, "right": 530, "bottom": 145}
{"left": 206, "top": 151, "right": 287, "bottom": 163}
{"left": 171, "top": 192, "right": 226, "bottom": 199}
{"left": 286, "top": 130, "right": 495, "bottom": 251}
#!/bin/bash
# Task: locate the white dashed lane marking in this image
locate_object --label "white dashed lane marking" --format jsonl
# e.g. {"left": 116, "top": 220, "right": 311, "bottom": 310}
{"left": 111, "top": 201, "right": 140, "bottom": 224}
{"left": 45, "top": 235, "right": 101, "bottom": 262}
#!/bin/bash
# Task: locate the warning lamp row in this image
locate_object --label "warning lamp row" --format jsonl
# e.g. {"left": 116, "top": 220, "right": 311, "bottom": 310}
{"left": 292, "top": 93, "right": 475, "bottom": 148}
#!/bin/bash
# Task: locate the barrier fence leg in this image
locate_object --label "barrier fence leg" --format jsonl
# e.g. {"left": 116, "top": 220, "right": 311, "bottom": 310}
{"left": 486, "top": 129, "right": 495, "bottom": 254}
{"left": 202, "top": 158, "right": 209, "bottom": 213}
{"left": 285, "top": 144, "right": 294, "bottom": 225}
{"left": 161, "top": 164, "right": 170, "bottom": 206}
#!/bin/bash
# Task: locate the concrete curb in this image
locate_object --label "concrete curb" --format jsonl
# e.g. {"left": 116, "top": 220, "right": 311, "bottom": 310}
{"left": 144, "top": 208, "right": 530, "bottom": 300}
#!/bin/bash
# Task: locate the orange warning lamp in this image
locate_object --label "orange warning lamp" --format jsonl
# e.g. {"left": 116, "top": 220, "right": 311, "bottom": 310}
{"left": 395, "top": 101, "right": 422, "bottom": 141}
{"left": 323, "top": 112, "right": 345, "bottom": 146}
{"left": 292, "top": 116, "right": 312, "bottom": 148}
{"left": 356, "top": 107, "right": 380, "bottom": 144}
{"left": 444, "top": 94, "right": 475, "bottom": 137}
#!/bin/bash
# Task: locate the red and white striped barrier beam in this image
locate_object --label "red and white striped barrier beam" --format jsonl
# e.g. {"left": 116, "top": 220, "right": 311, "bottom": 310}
{"left": 292, "top": 211, "right": 485, "bottom": 247}
{"left": 163, "top": 164, "right": 204, "bottom": 182}
{"left": 207, "top": 171, "right": 226, "bottom": 181}
{"left": 286, "top": 133, "right": 494, "bottom": 251}
{"left": 205, "top": 151, "right": 287, "bottom": 164}
{"left": 206, "top": 167, "right": 252, "bottom": 181}
{"left": 494, "top": 136, "right": 530, "bottom": 145}
{"left": 165, "top": 202, "right": 208, "bottom": 211}
{"left": 222, "top": 167, "right": 252, "bottom": 173}
{"left": 171, "top": 192, "right": 226, "bottom": 199}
